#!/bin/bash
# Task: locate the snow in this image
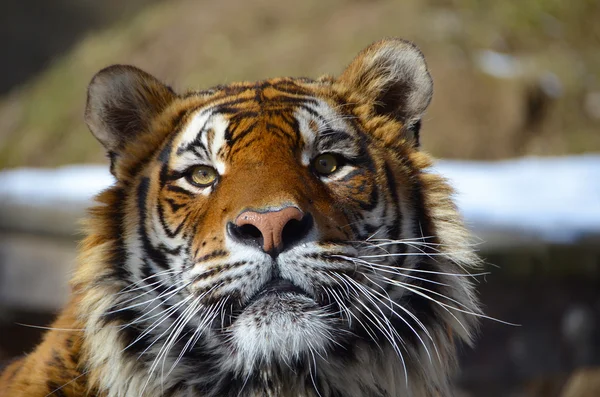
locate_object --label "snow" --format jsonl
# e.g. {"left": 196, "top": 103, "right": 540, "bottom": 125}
{"left": 435, "top": 156, "right": 600, "bottom": 243}
{"left": 0, "top": 164, "right": 114, "bottom": 209}
{"left": 1, "top": 156, "right": 599, "bottom": 244}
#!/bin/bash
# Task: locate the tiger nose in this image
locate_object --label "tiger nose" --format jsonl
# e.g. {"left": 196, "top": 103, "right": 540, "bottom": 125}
{"left": 228, "top": 207, "right": 313, "bottom": 255}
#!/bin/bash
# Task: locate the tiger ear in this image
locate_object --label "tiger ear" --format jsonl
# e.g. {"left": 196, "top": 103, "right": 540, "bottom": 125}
{"left": 338, "top": 39, "right": 433, "bottom": 146}
{"left": 84, "top": 65, "right": 176, "bottom": 156}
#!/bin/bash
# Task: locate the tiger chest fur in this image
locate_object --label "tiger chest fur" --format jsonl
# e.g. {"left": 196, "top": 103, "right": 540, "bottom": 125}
{"left": 0, "top": 39, "right": 480, "bottom": 397}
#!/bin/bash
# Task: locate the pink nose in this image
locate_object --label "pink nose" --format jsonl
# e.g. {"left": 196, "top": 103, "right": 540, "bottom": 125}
{"left": 232, "top": 207, "right": 309, "bottom": 254}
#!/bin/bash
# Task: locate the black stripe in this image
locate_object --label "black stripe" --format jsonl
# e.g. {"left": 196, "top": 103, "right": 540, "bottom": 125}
{"left": 225, "top": 118, "right": 258, "bottom": 147}
{"left": 384, "top": 163, "right": 403, "bottom": 244}
{"left": 165, "top": 185, "right": 194, "bottom": 196}
{"left": 106, "top": 187, "right": 131, "bottom": 280}
{"left": 165, "top": 198, "right": 185, "bottom": 212}
{"left": 137, "top": 177, "right": 169, "bottom": 270}
{"left": 176, "top": 110, "right": 213, "bottom": 155}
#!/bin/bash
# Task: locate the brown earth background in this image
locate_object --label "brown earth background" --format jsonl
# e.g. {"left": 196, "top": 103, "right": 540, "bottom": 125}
{"left": 1, "top": 0, "right": 599, "bottom": 167}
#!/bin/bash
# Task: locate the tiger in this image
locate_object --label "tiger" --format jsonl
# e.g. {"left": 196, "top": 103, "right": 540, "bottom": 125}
{"left": 0, "top": 38, "right": 481, "bottom": 397}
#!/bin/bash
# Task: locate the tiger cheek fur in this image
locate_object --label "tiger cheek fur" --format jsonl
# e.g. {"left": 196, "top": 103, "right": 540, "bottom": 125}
{"left": 0, "top": 39, "right": 481, "bottom": 397}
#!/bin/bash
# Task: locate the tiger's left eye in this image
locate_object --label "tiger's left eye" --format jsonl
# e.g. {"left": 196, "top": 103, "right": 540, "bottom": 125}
{"left": 313, "top": 153, "right": 339, "bottom": 175}
{"left": 187, "top": 165, "right": 218, "bottom": 187}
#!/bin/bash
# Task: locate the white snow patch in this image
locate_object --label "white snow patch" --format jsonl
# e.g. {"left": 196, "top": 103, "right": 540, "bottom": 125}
{"left": 435, "top": 155, "right": 600, "bottom": 243}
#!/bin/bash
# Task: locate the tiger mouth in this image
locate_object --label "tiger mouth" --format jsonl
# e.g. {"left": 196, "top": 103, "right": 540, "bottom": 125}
{"left": 245, "top": 278, "right": 310, "bottom": 307}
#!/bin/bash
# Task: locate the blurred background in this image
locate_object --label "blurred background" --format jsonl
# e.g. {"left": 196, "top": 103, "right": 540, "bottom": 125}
{"left": 0, "top": 0, "right": 599, "bottom": 395}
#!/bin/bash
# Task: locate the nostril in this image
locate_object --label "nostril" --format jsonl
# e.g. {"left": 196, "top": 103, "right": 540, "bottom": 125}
{"left": 281, "top": 214, "right": 313, "bottom": 250}
{"left": 227, "top": 222, "right": 263, "bottom": 248}
{"left": 238, "top": 224, "right": 262, "bottom": 239}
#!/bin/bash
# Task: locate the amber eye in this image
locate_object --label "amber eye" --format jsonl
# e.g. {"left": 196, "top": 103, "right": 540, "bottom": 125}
{"left": 187, "top": 165, "right": 218, "bottom": 187}
{"left": 313, "top": 153, "right": 340, "bottom": 175}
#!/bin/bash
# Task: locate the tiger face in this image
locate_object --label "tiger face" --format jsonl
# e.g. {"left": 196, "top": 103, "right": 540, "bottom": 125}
{"left": 80, "top": 39, "right": 480, "bottom": 397}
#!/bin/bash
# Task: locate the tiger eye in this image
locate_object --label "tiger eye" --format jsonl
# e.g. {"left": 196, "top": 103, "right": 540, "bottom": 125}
{"left": 313, "top": 153, "right": 339, "bottom": 175}
{"left": 188, "top": 165, "right": 218, "bottom": 187}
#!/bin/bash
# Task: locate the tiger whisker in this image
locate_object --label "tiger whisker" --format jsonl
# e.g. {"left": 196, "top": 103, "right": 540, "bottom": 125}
{"left": 377, "top": 275, "right": 517, "bottom": 326}
{"left": 190, "top": 290, "right": 229, "bottom": 346}
{"left": 16, "top": 323, "right": 86, "bottom": 332}
{"left": 123, "top": 294, "right": 194, "bottom": 354}
{"left": 166, "top": 297, "right": 224, "bottom": 378}
{"left": 106, "top": 279, "right": 191, "bottom": 316}
{"left": 358, "top": 251, "right": 474, "bottom": 259}
{"left": 340, "top": 272, "right": 431, "bottom": 367}
{"left": 308, "top": 349, "right": 323, "bottom": 397}
{"left": 342, "top": 254, "right": 490, "bottom": 279}
{"left": 146, "top": 296, "right": 203, "bottom": 394}
{"left": 331, "top": 254, "right": 454, "bottom": 287}
{"left": 347, "top": 282, "right": 409, "bottom": 385}
{"left": 324, "top": 275, "right": 382, "bottom": 351}
{"left": 116, "top": 269, "right": 181, "bottom": 295}
{"left": 110, "top": 276, "right": 188, "bottom": 310}
{"left": 364, "top": 236, "right": 483, "bottom": 248}
{"left": 43, "top": 369, "right": 91, "bottom": 397}
{"left": 357, "top": 273, "right": 441, "bottom": 363}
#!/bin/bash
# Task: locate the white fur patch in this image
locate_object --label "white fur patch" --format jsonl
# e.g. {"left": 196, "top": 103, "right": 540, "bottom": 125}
{"left": 172, "top": 108, "right": 229, "bottom": 175}
{"left": 228, "top": 293, "right": 333, "bottom": 374}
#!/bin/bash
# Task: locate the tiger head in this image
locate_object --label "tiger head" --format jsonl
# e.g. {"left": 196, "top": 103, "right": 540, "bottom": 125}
{"left": 79, "top": 39, "right": 480, "bottom": 397}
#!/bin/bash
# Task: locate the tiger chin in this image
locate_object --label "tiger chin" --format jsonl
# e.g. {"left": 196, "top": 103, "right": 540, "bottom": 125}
{"left": 0, "top": 39, "right": 481, "bottom": 397}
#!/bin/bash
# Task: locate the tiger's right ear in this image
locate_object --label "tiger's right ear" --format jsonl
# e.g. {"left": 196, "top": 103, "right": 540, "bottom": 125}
{"left": 337, "top": 39, "right": 433, "bottom": 147}
{"left": 85, "top": 65, "right": 176, "bottom": 157}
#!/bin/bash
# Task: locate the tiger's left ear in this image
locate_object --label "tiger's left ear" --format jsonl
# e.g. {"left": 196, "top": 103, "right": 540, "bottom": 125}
{"left": 338, "top": 39, "right": 433, "bottom": 146}
{"left": 84, "top": 65, "right": 176, "bottom": 172}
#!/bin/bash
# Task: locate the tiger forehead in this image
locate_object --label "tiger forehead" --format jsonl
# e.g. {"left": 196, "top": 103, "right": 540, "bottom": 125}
{"left": 175, "top": 101, "right": 313, "bottom": 154}
{"left": 173, "top": 91, "right": 350, "bottom": 162}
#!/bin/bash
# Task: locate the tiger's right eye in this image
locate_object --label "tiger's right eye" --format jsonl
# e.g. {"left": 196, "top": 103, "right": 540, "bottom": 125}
{"left": 313, "top": 153, "right": 340, "bottom": 176}
{"left": 186, "top": 165, "right": 218, "bottom": 187}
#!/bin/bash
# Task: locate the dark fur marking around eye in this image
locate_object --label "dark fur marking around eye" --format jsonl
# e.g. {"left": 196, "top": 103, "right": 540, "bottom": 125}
{"left": 165, "top": 185, "right": 195, "bottom": 196}
{"left": 317, "top": 129, "right": 354, "bottom": 147}
{"left": 193, "top": 145, "right": 212, "bottom": 159}
{"left": 177, "top": 111, "right": 214, "bottom": 155}
{"left": 333, "top": 168, "right": 365, "bottom": 183}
